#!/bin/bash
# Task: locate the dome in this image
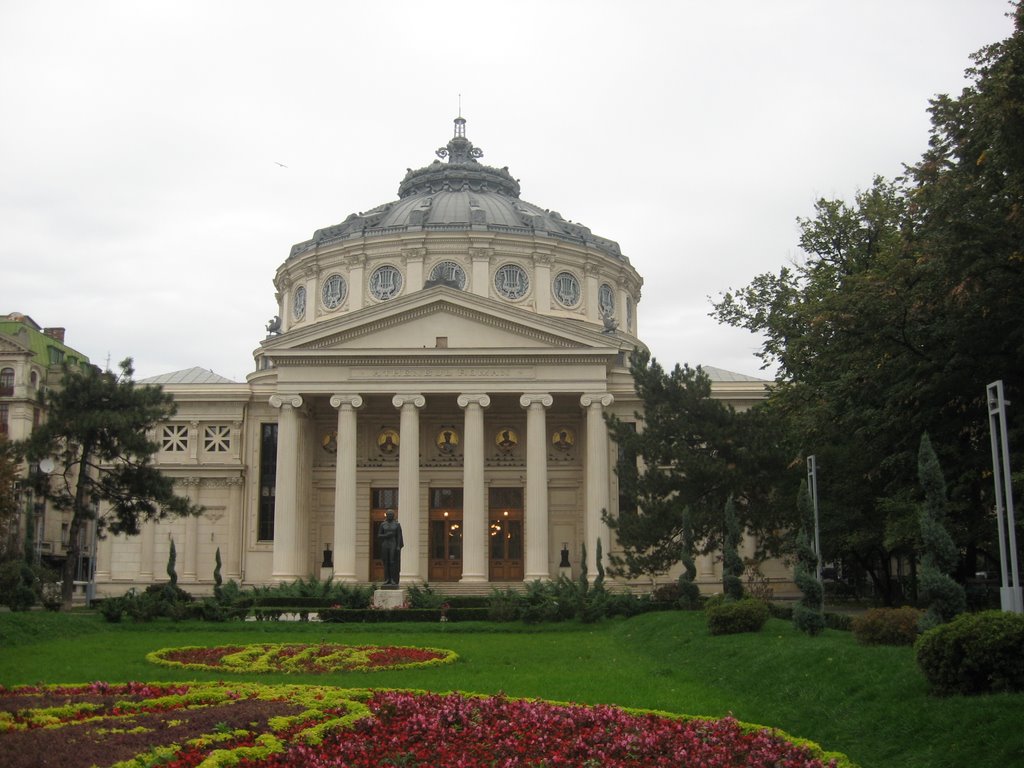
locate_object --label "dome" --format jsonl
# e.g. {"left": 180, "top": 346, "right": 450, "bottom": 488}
{"left": 289, "top": 118, "right": 624, "bottom": 262}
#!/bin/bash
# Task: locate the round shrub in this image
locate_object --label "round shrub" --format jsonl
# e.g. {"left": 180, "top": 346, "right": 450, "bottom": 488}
{"left": 793, "top": 603, "right": 826, "bottom": 636}
{"left": 706, "top": 598, "right": 770, "bottom": 635}
{"left": 915, "top": 610, "right": 1024, "bottom": 695}
{"left": 851, "top": 606, "right": 923, "bottom": 646}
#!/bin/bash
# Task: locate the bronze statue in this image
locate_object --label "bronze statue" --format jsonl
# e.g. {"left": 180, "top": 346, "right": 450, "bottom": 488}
{"left": 378, "top": 509, "right": 404, "bottom": 587}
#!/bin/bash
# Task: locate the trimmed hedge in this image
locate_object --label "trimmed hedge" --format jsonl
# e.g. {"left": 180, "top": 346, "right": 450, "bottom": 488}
{"left": 319, "top": 607, "right": 491, "bottom": 623}
{"left": 851, "top": 607, "right": 922, "bottom": 646}
{"left": 706, "top": 599, "right": 770, "bottom": 635}
{"left": 915, "top": 610, "right": 1024, "bottom": 695}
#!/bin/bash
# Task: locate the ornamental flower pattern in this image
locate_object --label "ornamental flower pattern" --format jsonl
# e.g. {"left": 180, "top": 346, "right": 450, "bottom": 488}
{"left": 146, "top": 643, "right": 458, "bottom": 674}
{"left": 0, "top": 682, "right": 856, "bottom": 768}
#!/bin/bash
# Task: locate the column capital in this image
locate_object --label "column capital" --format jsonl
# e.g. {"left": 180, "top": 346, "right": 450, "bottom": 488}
{"left": 392, "top": 394, "right": 426, "bottom": 409}
{"left": 457, "top": 393, "right": 491, "bottom": 409}
{"left": 520, "top": 393, "right": 554, "bottom": 409}
{"left": 580, "top": 393, "right": 614, "bottom": 409}
{"left": 269, "top": 394, "right": 304, "bottom": 409}
{"left": 329, "top": 394, "right": 364, "bottom": 410}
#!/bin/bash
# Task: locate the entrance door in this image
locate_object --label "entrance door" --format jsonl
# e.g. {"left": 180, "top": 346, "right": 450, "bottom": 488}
{"left": 370, "top": 487, "right": 398, "bottom": 583}
{"left": 428, "top": 488, "right": 463, "bottom": 581}
{"left": 489, "top": 487, "right": 524, "bottom": 581}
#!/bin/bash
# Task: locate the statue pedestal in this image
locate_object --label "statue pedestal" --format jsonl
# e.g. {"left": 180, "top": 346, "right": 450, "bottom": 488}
{"left": 372, "top": 588, "right": 407, "bottom": 610}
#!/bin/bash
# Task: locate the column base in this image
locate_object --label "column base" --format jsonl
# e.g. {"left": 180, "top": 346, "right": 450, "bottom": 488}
{"left": 460, "top": 573, "right": 488, "bottom": 583}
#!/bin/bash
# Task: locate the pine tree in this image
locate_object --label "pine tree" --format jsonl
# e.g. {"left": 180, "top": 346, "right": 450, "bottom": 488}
{"left": 23, "top": 359, "right": 200, "bottom": 608}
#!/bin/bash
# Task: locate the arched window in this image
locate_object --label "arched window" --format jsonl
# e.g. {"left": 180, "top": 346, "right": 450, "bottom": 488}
{"left": 0, "top": 367, "right": 14, "bottom": 396}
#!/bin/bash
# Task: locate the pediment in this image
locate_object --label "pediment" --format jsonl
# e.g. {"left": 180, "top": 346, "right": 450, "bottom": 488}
{"left": 0, "top": 332, "right": 32, "bottom": 357}
{"left": 262, "top": 288, "right": 621, "bottom": 358}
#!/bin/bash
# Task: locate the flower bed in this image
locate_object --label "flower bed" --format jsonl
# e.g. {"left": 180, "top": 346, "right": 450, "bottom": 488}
{"left": 146, "top": 642, "right": 458, "bottom": 674}
{"left": 0, "top": 682, "right": 856, "bottom": 768}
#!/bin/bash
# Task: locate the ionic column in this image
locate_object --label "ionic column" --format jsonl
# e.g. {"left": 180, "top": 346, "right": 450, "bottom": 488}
{"left": 521, "top": 393, "right": 554, "bottom": 581}
{"left": 458, "top": 393, "right": 490, "bottom": 582}
{"left": 269, "top": 394, "right": 304, "bottom": 581}
{"left": 393, "top": 394, "right": 426, "bottom": 583}
{"left": 330, "top": 394, "right": 363, "bottom": 582}
{"left": 581, "top": 393, "right": 614, "bottom": 580}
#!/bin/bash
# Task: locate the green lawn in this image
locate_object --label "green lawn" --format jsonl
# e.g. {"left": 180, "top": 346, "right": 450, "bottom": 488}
{"left": 1, "top": 610, "right": 1020, "bottom": 768}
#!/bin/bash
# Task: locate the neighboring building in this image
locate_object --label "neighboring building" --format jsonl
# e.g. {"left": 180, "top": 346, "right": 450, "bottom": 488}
{"left": 95, "top": 118, "right": 780, "bottom": 596}
{"left": 0, "top": 313, "right": 93, "bottom": 573}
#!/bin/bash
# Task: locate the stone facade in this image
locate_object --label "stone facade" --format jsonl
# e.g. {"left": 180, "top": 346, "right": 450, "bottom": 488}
{"left": 93, "top": 119, "right": 785, "bottom": 596}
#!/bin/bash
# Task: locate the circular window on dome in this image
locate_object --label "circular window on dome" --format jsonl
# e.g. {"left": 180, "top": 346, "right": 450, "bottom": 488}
{"left": 494, "top": 263, "right": 530, "bottom": 301}
{"left": 428, "top": 260, "right": 467, "bottom": 290}
{"left": 369, "top": 265, "right": 404, "bottom": 301}
{"left": 598, "top": 283, "right": 615, "bottom": 318}
{"left": 293, "top": 285, "right": 307, "bottom": 320}
{"left": 553, "top": 271, "right": 582, "bottom": 308}
{"left": 321, "top": 274, "right": 347, "bottom": 310}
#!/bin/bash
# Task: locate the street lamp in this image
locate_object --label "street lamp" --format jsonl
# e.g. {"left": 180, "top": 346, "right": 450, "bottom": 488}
{"left": 987, "top": 381, "right": 1022, "bottom": 613}
{"left": 806, "top": 455, "right": 823, "bottom": 583}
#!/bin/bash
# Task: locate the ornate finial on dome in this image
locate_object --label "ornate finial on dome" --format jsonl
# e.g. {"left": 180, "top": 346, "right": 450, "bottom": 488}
{"left": 436, "top": 114, "right": 484, "bottom": 164}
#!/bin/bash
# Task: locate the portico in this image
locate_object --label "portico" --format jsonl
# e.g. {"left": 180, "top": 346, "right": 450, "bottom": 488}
{"left": 264, "top": 381, "right": 615, "bottom": 586}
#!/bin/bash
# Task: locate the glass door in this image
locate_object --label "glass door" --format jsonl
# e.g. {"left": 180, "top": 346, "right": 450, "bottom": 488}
{"left": 428, "top": 488, "right": 463, "bottom": 581}
{"left": 489, "top": 487, "right": 524, "bottom": 581}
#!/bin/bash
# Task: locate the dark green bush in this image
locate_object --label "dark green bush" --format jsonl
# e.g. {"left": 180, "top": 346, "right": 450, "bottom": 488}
{"left": 406, "top": 584, "right": 446, "bottom": 609}
{"left": 825, "top": 612, "right": 853, "bottom": 631}
{"left": 98, "top": 595, "right": 126, "bottom": 623}
{"left": 915, "top": 610, "right": 1024, "bottom": 695}
{"left": 487, "top": 588, "right": 523, "bottom": 622}
{"left": 852, "top": 606, "right": 922, "bottom": 645}
{"left": 793, "top": 602, "right": 826, "bottom": 636}
{"left": 706, "top": 598, "right": 770, "bottom": 635}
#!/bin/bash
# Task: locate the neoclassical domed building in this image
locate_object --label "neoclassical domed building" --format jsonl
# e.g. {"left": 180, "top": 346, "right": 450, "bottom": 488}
{"left": 94, "top": 118, "right": 770, "bottom": 595}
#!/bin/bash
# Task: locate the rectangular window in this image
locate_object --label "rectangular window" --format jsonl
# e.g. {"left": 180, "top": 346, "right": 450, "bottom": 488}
{"left": 161, "top": 424, "right": 188, "bottom": 452}
{"left": 489, "top": 487, "right": 523, "bottom": 509}
{"left": 204, "top": 425, "right": 231, "bottom": 452}
{"left": 0, "top": 404, "right": 8, "bottom": 435}
{"left": 372, "top": 488, "right": 399, "bottom": 510}
{"left": 0, "top": 367, "right": 13, "bottom": 396}
{"left": 47, "top": 347, "right": 65, "bottom": 365}
{"left": 258, "top": 423, "right": 278, "bottom": 541}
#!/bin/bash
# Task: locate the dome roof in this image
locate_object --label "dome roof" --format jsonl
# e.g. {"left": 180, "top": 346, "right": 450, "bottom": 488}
{"left": 289, "top": 118, "right": 624, "bottom": 262}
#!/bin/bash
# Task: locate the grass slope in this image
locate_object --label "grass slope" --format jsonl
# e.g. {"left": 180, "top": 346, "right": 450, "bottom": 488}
{"left": 0, "top": 610, "right": 1020, "bottom": 768}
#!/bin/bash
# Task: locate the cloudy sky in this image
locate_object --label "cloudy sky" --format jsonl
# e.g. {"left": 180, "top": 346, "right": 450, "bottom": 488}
{"left": 1, "top": 1, "right": 1016, "bottom": 382}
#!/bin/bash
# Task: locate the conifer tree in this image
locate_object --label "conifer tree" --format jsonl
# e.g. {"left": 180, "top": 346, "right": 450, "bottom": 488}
{"left": 722, "top": 497, "right": 744, "bottom": 600}
{"left": 917, "top": 433, "right": 966, "bottom": 630}
{"left": 793, "top": 480, "right": 825, "bottom": 635}
{"left": 23, "top": 359, "right": 200, "bottom": 608}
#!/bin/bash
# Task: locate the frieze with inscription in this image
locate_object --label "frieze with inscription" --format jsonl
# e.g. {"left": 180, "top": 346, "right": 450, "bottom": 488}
{"left": 354, "top": 366, "right": 533, "bottom": 380}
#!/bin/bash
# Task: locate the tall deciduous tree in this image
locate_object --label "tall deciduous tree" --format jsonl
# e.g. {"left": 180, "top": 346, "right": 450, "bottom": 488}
{"left": 23, "top": 359, "right": 200, "bottom": 608}
{"left": 605, "top": 348, "right": 793, "bottom": 579}
{"left": 712, "top": 5, "right": 1024, "bottom": 600}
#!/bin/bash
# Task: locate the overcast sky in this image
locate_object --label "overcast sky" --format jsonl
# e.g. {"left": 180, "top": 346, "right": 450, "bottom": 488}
{"left": 1, "top": 1, "right": 1016, "bottom": 382}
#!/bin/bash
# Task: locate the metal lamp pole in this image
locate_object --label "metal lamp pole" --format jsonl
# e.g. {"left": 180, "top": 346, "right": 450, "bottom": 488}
{"left": 987, "top": 380, "right": 1022, "bottom": 613}
{"left": 806, "top": 455, "right": 822, "bottom": 582}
